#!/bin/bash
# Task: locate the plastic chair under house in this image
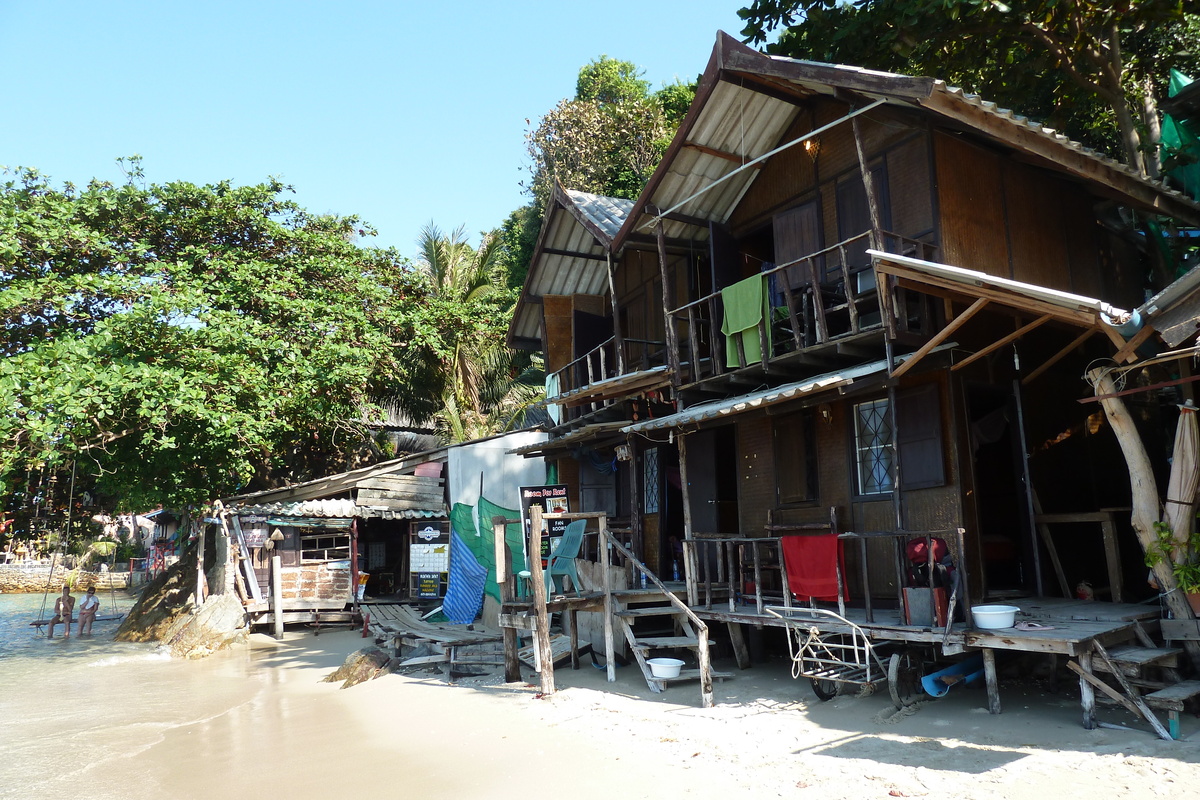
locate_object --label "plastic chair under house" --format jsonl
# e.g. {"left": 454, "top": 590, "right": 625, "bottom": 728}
{"left": 547, "top": 519, "right": 587, "bottom": 596}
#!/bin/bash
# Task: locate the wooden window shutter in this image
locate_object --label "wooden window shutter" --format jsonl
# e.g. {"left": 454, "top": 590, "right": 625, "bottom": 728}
{"left": 897, "top": 383, "right": 944, "bottom": 490}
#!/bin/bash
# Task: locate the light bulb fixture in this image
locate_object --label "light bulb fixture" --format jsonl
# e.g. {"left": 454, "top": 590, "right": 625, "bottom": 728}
{"left": 803, "top": 136, "right": 821, "bottom": 160}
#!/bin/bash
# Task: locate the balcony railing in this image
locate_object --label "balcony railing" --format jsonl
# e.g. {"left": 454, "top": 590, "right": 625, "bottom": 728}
{"left": 547, "top": 335, "right": 667, "bottom": 422}
{"left": 670, "top": 230, "right": 936, "bottom": 384}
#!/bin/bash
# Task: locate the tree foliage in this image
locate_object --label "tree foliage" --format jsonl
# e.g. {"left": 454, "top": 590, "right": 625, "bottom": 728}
{"left": 739, "top": 1, "right": 1200, "bottom": 174}
{"left": 524, "top": 56, "right": 697, "bottom": 207}
{"left": 0, "top": 161, "right": 438, "bottom": 512}
{"left": 411, "top": 224, "right": 543, "bottom": 444}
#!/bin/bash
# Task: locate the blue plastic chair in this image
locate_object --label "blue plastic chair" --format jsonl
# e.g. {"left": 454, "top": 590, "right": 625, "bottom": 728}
{"left": 547, "top": 520, "right": 587, "bottom": 596}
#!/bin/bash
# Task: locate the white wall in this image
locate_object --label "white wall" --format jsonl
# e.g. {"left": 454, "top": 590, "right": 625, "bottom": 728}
{"left": 447, "top": 431, "right": 548, "bottom": 512}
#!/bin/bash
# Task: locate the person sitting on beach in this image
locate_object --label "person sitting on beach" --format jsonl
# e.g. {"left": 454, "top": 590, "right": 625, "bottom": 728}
{"left": 78, "top": 586, "right": 100, "bottom": 636}
{"left": 47, "top": 585, "right": 75, "bottom": 639}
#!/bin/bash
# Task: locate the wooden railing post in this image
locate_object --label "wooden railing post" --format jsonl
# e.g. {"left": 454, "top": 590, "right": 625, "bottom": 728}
{"left": 528, "top": 504, "right": 555, "bottom": 695}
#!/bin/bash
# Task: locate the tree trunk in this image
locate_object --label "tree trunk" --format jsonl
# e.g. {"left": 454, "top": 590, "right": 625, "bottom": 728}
{"left": 1089, "top": 368, "right": 1200, "bottom": 670}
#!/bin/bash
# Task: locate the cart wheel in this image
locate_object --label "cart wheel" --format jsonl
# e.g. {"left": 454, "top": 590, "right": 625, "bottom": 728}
{"left": 809, "top": 677, "right": 839, "bottom": 701}
{"left": 888, "top": 650, "right": 923, "bottom": 709}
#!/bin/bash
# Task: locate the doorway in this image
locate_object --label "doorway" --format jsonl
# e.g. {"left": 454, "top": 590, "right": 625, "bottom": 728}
{"left": 966, "top": 385, "right": 1033, "bottom": 594}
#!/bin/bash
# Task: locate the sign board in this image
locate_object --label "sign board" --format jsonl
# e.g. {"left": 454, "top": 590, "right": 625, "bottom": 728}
{"left": 519, "top": 484, "right": 570, "bottom": 561}
{"left": 415, "top": 572, "right": 442, "bottom": 598}
{"left": 240, "top": 522, "right": 269, "bottom": 548}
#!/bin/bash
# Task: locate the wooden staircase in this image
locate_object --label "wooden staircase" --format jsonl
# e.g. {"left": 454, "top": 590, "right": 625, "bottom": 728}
{"left": 1072, "top": 641, "right": 1200, "bottom": 740}
{"left": 612, "top": 590, "right": 732, "bottom": 693}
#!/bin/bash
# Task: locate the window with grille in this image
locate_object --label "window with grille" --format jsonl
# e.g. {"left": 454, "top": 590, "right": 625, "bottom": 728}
{"left": 854, "top": 398, "right": 894, "bottom": 495}
{"left": 643, "top": 447, "right": 660, "bottom": 514}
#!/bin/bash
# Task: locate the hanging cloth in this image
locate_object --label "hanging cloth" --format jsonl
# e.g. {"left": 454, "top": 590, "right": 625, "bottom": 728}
{"left": 720, "top": 274, "right": 770, "bottom": 367}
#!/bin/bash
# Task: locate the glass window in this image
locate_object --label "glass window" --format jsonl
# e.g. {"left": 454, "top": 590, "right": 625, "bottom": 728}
{"left": 854, "top": 399, "right": 894, "bottom": 495}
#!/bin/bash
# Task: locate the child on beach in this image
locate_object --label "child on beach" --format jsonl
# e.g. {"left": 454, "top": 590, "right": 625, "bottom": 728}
{"left": 47, "top": 585, "right": 74, "bottom": 639}
{"left": 78, "top": 586, "right": 100, "bottom": 636}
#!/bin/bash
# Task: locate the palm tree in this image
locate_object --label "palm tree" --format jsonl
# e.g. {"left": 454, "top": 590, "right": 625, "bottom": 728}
{"left": 414, "top": 224, "right": 545, "bottom": 443}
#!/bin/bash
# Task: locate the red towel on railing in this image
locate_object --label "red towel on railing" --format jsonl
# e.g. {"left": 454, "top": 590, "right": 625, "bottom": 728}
{"left": 781, "top": 533, "right": 846, "bottom": 602}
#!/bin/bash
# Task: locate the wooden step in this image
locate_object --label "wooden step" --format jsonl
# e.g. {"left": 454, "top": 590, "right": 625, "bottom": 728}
{"left": 1143, "top": 680, "right": 1200, "bottom": 712}
{"left": 651, "top": 668, "right": 734, "bottom": 686}
{"left": 615, "top": 606, "right": 682, "bottom": 618}
{"left": 633, "top": 636, "right": 714, "bottom": 649}
{"left": 1094, "top": 646, "right": 1181, "bottom": 676}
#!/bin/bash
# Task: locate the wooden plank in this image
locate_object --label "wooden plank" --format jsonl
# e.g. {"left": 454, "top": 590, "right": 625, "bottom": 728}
{"left": 892, "top": 297, "right": 984, "bottom": 379}
{"left": 952, "top": 314, "right": 1053, "bottom": 371}
{"left": 1100, "top": 514, "right": 1124, "bottom": 603}
{"left": 355, "top": 495, "right": 444, "bottom": 511}
{"left": 1161, "top": 618, "right": 1200, "bottom": 641}
{"left": 1067, "top": 660, "right": 1144, "bottom": 717}
{"left": 1143, "top": 680, "right": 1200, "bottom": 711}
{"left": 528, "top": 504, "right": 555, "bottom": 694}
{"left": 355, "top": 475, "right": 442, "bottom": 491}
{"left": 1110, "top": 324, "right": 1156, "bottom": 364}
{"left": 1030, "top": 492, "right": 1071, "bottom": 599}
{"left": 357, "top": 487, "right": 444, "bottom": 504}
{"left": 1093, "top": 641, "right": 1174, "bottom": 741}
{"left": 881, "top": 266, "right": 1098, "bottom": 326}
{"left": 1022, "top": 327, "right": 1097, "bottom": 385}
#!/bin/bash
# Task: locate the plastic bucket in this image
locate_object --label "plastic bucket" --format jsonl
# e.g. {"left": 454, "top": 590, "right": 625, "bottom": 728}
{"left": 972, "top": 604, "right": 1019, "bottom": 629}
{"left": 646, "top": 657, "right": 684, "bottom": 678}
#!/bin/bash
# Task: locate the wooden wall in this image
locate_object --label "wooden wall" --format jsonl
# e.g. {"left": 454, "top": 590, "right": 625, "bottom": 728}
{"left": 933, "top": 130, "right": 1108, "bottom": 296}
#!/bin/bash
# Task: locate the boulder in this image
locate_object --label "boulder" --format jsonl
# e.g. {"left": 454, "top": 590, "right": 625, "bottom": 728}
{"left": 324, "top": 646, "right": 395, "bottom": 689}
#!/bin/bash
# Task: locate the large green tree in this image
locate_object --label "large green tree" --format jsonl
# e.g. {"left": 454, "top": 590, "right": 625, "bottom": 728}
{"left": 1, "top": 161, "right": 439, "bottom": 514}
{"left": 524, "top": 56, "right": 697, "bottom": 207}
{"left": 739, "top": 1, "right": 1199, "bottom": 175}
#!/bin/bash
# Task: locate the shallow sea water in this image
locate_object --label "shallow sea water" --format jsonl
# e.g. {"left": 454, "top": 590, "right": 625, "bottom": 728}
{"left": 0, "top": 591, "right": 370, "bottom": 800}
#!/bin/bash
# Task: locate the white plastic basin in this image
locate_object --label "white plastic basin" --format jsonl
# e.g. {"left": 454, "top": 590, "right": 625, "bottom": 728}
{"left": 646, "top": 657, "right": 685, "bottom": 678}
{"left": 973, "top": 605, "right": 1019, "bottom": 629}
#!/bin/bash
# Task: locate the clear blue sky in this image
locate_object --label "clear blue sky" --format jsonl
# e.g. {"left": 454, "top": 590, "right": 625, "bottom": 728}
{"left": 0, "top": 2, "right": 750, "bottom": 257}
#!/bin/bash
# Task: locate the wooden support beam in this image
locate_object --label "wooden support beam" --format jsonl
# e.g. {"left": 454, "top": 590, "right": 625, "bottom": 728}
{"left": 271, "top": 554, "right": 283, "bottom": 640}
{"left": 683, "top": 141, "right": 763, "bottom": 167}
{"left": 982, "top": 649, "right": 1002, "bottom": 715}
{"left": 541, "top": 247, "right": 606, "bottom": 261}
{"left": 890, "top": 297, "right": 989, "bottom": 379}
{"left": 1110, "top": 324, "right": 1157, "bottom": 364}
{"left": 952, "top": 314, "right": 1053, "bottom": 371}
{"left": 1021, "top": 327, "right": 1097, "bottom": 385}
{"left": 1066, "top": 660, "right": 1143, "bottom": 717}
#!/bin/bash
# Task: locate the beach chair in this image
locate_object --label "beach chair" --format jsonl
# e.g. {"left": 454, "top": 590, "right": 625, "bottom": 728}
{"left": 547, "top": 520, "right": 586, "bottom": 596}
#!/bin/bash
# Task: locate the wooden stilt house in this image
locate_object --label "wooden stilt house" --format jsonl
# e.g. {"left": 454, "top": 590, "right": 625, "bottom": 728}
{"left": 508, "top": 33, "right": 1200, "bottom": 728}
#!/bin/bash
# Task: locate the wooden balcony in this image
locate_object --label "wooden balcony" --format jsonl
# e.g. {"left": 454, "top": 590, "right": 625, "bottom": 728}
{"left": 669, "top": 231, "right": 937, "bottom": 389}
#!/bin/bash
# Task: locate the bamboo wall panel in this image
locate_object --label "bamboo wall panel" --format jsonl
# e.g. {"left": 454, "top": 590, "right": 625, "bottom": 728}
{"left": 729, "top": 113, "right": 818, "bottom": 229}
{"left": 1005, "top": 164, "right": 1071, "bottom": 290}
{"left": 737, "top": 415, "right": 776, "bottom": 534}
{"left": 1063, "top": 192, "right": 1102, "bottom": 298}
{"left": 543, "top": 295, "right": 574, "bottom": 372}
{"left": 934, "top": 131, "right": 1010, "bottom": 276}
{"left": 887, "top": 134, "right": 934, "bottom": 239}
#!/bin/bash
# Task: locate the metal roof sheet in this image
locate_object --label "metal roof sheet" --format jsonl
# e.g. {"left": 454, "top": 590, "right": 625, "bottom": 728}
{"left": 510, "top": 186, "right": 632, "bottom": 344}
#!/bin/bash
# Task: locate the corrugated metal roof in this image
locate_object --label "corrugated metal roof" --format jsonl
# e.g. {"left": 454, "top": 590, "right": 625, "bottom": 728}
{"left": 237, "top": 499, "right": 446, "bottom": 520}
{"left": 1140, "top": 265, "right": 1200, "bottom": 348}
{"left": 623, "top": 344, "right": 956, "bottom": 433}
{"left": 622, "top": 361, "right": 885, "bottom": 433}
{"left": 510, "top": 185, "right": 632, "bottom": 344}
{"left": 618, "top": 33, "right": 1200, "bottom": 250}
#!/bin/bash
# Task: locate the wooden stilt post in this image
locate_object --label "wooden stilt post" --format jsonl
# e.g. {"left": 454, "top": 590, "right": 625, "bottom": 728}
{"left": 601, "top": 514, "right": 617, "bottom": 683}
{"left": 195, "top": 521, "right": 206, "bottom": 605}
{"left": 677, "top": 431, "right": 698, "bottom": 608}
{"left": 271, "top": 554, "right": 284, "bottom": 640}
{"left": 982, "top": 648, "right": 1001, "bottom": 714}
{"left": 528, "top": 504, "right": 555, "bottom": 694}
{"left": 494, "top": 516, "right": 522, "bottom": 683}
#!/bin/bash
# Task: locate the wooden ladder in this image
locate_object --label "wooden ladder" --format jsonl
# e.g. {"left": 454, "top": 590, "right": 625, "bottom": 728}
{"left": 612, "top": 592, "right": 731, "bottom": 693}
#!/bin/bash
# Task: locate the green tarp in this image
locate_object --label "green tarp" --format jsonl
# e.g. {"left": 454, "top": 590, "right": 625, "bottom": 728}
{"left": 1163, "top": 69, "right": 1200, "bottom": 203}
{"left": 449, "top": 496, "right": 524, "bottom": 604}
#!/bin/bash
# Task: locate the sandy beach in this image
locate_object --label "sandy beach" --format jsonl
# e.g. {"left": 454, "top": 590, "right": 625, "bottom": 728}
{"left": 7, "top": 618, "right": 1200, "bottom": 800}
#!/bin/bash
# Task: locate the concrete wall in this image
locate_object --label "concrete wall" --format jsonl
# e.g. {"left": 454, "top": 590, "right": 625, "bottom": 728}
{"left": 0, "top": 565, "right": 132, "bottom": 593}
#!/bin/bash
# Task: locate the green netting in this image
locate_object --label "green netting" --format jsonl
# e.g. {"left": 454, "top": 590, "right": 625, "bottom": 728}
{"left": 449, "top": 497, "right": 524, "bottom": 603}
{"left": 1162, "top": 69, "right": 1200, "bottom": 202}
{"left": 479, "top": 496, "right": 525, "bottom": 602}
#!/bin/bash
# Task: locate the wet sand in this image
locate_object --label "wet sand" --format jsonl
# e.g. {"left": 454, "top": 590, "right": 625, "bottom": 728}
{"left": 6, "top": 622, "right": 1200, "bottom": 799}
